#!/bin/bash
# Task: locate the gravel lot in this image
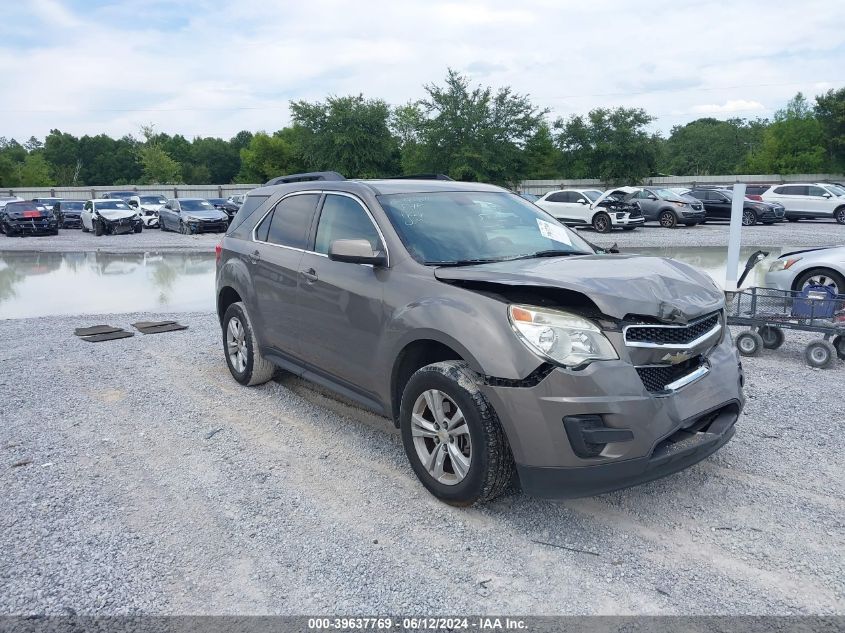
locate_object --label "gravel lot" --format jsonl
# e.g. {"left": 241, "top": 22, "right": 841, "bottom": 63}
{"left": 1, "top": 218, "right": 843, "bottom": 254}
{"left": 1, "top": 311, "right": 842, "bottom": 615}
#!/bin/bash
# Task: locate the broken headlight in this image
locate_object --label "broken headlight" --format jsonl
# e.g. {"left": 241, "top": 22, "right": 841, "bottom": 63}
{"left": 508, "top": 305, "right": 617, "bottom": 367}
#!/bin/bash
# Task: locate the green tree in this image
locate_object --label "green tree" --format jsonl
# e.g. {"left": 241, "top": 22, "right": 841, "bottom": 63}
{"left": 391, "top": 102, "right": 426, "bottom": 174}
{"left": 138, "top": 145, "right": 182, "bottom": 184}
{"left": 523, "top": 122, "right": 561, "bottom": 179}
{"left": 815, "top": 87, "right": 845, "bottom": 169}
{"left": 743, "top": 94, "right": 828, "bottom": 174}
{"left": 662, "top": 117, "right": 766, "bottom": 175}
{"left": 554, "top": 107, "right": 659, "bottom": 184}
{"left": 190, "top": 136, "right": 240, "bottom": 183}
{"left": 77, "top": 134, "right": 142, "bottom": 185}
{"left": 237, "top": 130, "right": 302, "bottom": 183}
{"left": 16, "top": 153, "right": 53, "bottom": 186}
{"left": 44, "top": 129, "right": 83, "bottom": 185}
{"left": 290, "top": 94, "right": 400, "bottom": 178}
{"left": 413, "top": 69, "right": 546, "bottom": 186}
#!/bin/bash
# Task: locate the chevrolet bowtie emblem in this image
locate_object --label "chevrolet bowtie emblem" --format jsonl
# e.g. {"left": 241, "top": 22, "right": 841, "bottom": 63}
{"left": 661, "top": 351, "right": 691, "bottom": 364}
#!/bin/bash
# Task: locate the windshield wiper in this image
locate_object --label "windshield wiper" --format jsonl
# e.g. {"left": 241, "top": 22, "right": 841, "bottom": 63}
{"left": 426, "top": 258, "right": 507, "bottom": 267}
{"left": 512, "top": 249, "right": 591, "bottom": 260}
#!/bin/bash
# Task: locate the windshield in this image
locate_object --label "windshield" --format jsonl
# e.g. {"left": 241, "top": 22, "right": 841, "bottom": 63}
{"left": 63, "top": 201, "right": 84, "bottom": 210}
{"left": 653, "top": 188, "right": 683, "bottom": 200}
{"left": 583, "top": 190, "right": 602, "bottom": 202}
{"left": 140, "top": 196, "right": 166, "bottom": 204}
{"left": 97, "top": 200, "right": 131, "bottom": 210}
{"left": 377, "top": 191, "right": 594, "bottom": 265}
{"left": 180, "top": 200, "right": 214, "bottom": 211}
{"left": 825, "top": 184, "right": 845, "bottom": 196}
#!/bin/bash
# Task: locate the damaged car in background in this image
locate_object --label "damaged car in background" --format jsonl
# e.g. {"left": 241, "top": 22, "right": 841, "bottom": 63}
{"left": 0, "top": 200, "right": 59, "bottom": 236}
{"left": 159, "top": 198, "right": 229, "bottom": 234}
{"left": 216, "top": 174, "right": 745, "bottom": 505}
{"left": 81, "top": 199, "right": 143, "bottom": 236}
{"left": 127, "top": 194, "right": 167, "bottom": 228}
{"left": 54, "top": 200, "right": 85, "bottom": 229}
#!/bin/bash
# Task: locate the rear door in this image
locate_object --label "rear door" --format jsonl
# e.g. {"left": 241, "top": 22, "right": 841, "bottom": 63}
{"left": 537, "top": 192, "right": 574, "bottom": 222}
{"left": 296, "top": 192, "right": 388, "bottom": 396}
{"left": 768, "top": 185, "right": 806, "bottom": 216}
{"left": 707, "top": 190, "right": 732, "bottom": 220}
{"left": 250, "top": 192, "right": 321, "bottom": 357}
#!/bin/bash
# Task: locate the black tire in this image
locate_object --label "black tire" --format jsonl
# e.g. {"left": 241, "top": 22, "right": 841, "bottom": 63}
{"left": 134, "top": 223, "right": 143, "bottom": 233}
{"left": 787, "top": 217, "right": 799, "bottom": 222}
{"left": 804, "top": 340, "right": 836, "bottom": 369}
{"left": 794, "top": 268, "right": 845, "bottom": 296}
{"left": 832, "top": 335, "right": 845, "bottom": 360}
{"left": 592, "top": 212, "right": 611, "bottom": 233}
{"left": 742, "top": 209, "right": 757, "bottom": 226}
{"left": 658, "top": 210, "right": 677, "bottom": 228}
{"left": 736, "top": 331, "right": 763, "bottom": 357}
{"left": 160, "top": 218, "right": 168, "bottom": 231}
{"left": 222, "top": 301, "right": 275, "bottom": 386}
{"left": 180, "top": 221, "right": 189, "bottom": 235}
{"left": 399, "top": 361, "right": 514, "bottom": 506}
{"left": 759, "top": 326, "right": 785, "bottom": 350}
{"left": 50, "top": 229, "right": 59, "bottom": 236}
{"left": 94, "top": 219, "right": 103, "bottom": 236}
{"left": 622, "top": 226, "right": 637, "bottom": 231}
{"left": 834, "top": 207, "right": 845, "bottom": 225}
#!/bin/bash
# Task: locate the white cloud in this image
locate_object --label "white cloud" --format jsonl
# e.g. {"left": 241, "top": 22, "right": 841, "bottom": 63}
{"left": 0, "top": 0, "right": 843, "bottom": 140}
{"left": 690, "top": 100, "right": 767, "bottom": 115}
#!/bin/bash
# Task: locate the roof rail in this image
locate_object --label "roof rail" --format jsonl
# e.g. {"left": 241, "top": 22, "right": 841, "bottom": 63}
{"left": 265, "top": 171, "right": 346, "bottom": 186}
{"left": 384, "top": 173, "right": 454, "bottom": 181}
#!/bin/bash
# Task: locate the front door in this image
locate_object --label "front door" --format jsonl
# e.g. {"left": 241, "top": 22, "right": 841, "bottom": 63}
{"left": 250, "top": 192, "right": 321, "bottom": 358}
{"left": 296, "top": 192, "right": 387, "bottom": 397}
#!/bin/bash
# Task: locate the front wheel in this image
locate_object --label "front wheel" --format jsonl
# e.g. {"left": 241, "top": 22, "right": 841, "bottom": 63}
{"left": 834, "top": 207, "right": 845, "bottom": 225}
{"left": 742, "top": 209, "right": 757, "bottom": 226}
{"left": 94, "top": 219, "right": 103, "bottom": 236}
{"left": 804, "top": 340, "right": 836, "bottom": 369}
{"left": 736, "top": 330, "right": 763, "bottom": 357}
{"left": 134, "top": 223, "right": 143, "bottom": 233}
{"left": 592, "top": 212, "right": 611, "bottom": 233}
{"left": 622, "top": 226, "right": 637, "bottom": 231}
{"left": 399, "top": 361, "right": 514, "bottom": 506}
{"left": 222, "top": 302, "right": 275, "bottom": 386}
{"left": 658, "top": 210, "right": 677, "bottom": 228}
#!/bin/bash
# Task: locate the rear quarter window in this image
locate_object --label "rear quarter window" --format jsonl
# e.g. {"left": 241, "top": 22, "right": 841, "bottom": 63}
{"left": 227, "top": 194, "right": 270, "bottom": 236}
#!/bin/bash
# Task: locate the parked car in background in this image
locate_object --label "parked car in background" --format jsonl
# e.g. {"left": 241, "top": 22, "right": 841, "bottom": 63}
{"left": 537, "top": 188, "right": 643, "bottom": 232}
{"left": 744, "top": 185, "right": 771, "bottom": 201}
{"left": 0, "top": 196, "right": 24, "bottom": 209}
{"left": 81, "top": 198, "right": 143, "bottom": 235}
{"left": 226, "top": 194, "right": 246, "bottom": 207}
{"left": 765, "top": 246, "right": 845, "bottom": 296}
{"left": 687, "top": 188, "right": 785, "bottom": 225}
{"left": 0, "top": 200, "right": 59, "bottom": 236}
{"left": 207, "top": 197, "right": 239, "bottom": 221}
{"left": 760, "top": 183, "right": 845, "bottom": 224}
{"left": 54, "top": 200, "right": 85, "bottom": 228}
{"left": 159, "top": 198, "right": 229, "bottom": 234}
{"left": 624, "top": 187, "right": 705, "bottom": 227}
{"left": 101, "top": 191, "right": 136, "bottom": 201}
{"left": 216, "top": 174, "right": 744, "bottom": 505}
{"left": 127, "top": 194, "right": 166, "bottom": 228}
{"left": 32, "top": 197, "right": 62, "bottom": 212}
{"left": 818, "top": 183, "right": 845, "bottom": 198}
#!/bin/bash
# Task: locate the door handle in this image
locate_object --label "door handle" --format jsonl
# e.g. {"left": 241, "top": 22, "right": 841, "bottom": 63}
{"left": 248, "top": 249, "right": 261, "bottom": 264}
{"left": 301, "top": 268, "right": 318, "bottom": 283}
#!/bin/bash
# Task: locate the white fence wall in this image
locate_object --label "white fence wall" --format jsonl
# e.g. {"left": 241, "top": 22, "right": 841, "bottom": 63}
{"left": 2, "top": 184, "right": 260, "bottom": 201}
{"left": 519, "top": 174, "right": 845, "bottom": 195}
{"left": 5, "top": 173, "right": 844, "bottom": 199}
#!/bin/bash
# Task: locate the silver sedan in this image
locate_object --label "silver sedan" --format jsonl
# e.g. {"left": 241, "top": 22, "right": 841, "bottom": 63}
{"left": 765, "top": 246, "right": 845, "bottom": 295}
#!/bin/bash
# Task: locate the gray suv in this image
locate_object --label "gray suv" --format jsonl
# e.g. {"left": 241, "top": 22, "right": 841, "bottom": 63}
{"left": 625, "top": 187, "right": 706, "bottom": 227}
{"left": 216, "top": 174, "right": 744, "bottom": 505}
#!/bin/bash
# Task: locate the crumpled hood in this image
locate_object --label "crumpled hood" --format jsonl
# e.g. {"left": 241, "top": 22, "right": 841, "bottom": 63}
{"left": 434, "top": 254, "right": 724, "bottom": 322}
{"left": 97, "top": 209, "right": 136, "bottom": 221}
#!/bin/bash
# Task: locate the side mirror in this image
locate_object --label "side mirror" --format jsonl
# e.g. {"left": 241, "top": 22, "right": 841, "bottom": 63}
{"left": 328, "top": 239, "right": 386, "bottom": 266}
{"left": 647, "top": 194, "right": 658, "bottom": 200}
{"left": 128, "top": 200, "right": 138, "bottom": 207}
{"left": 822, "top": 193, "right": 832, "bottom": 198}
{"left": 577, "top": 199, "right": 587, "bottom": 204}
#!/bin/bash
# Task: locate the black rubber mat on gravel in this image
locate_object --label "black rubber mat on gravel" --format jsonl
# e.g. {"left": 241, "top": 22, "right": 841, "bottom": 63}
{"left": 130, "top": 320, "right": 177, "bottom": 329}
{"left": 81, "top": 331, "right": 135, "bottom": 342}
{"left": 74, "top": 325, "right": 122, "bottom": 337}
{"left": 133, "top": 322, "right": 188, "bottom": 335}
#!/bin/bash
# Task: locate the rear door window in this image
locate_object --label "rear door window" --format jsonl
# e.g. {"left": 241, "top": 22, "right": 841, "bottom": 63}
{"left": 265, "top": 193, "right": 320, "bottom": 249}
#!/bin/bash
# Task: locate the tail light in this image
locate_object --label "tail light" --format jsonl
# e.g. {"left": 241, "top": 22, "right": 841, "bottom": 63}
{"left": 746, "top": 194, "right": 763, "bottom": 201}
{"left": 215, "top": 242, "right": 222, "bottom": 263}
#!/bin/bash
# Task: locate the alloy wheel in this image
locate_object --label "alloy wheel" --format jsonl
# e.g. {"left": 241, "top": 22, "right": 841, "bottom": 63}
{"left": 226, "top": 316, "right": 248, "bottom": 373}
{"left": 802, "top": 274, "right": 841, "bottom": 295}
{"left": 411, "top": 389, "right": 472, "bottom": 486}
{"left": 835, "top": 208, "right": 845, "bottom": 225}
{"left": 742, "top": 210, "right": 756, "bottom": 226}
{"left": 659, "top": 211, "right": 676, "bottom": 228}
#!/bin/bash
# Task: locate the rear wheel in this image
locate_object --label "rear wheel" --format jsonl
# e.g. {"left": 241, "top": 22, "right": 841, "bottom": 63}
{"left": 834, "top": 207, "right": 845, "bottom": 225}
{"left": 736, "top": 331, "right": 763, "bottom": 357}
{"left": 742, "top": 209, "right": 757, "bottom": 226}
{"left": 400, "top": 361, "right": 514, "bottom": 506}
{"left": 658, "top": 210, "right": 677, "bottom": 228}
{"left": 592, "top": 212, "right": 611, "bottom": 233}
{"left": 804, "top": 340, "right": 836, "bottom": 369}
{"left": 222, "top": 301, "right": 275, "bottom": 386}
{"left": 759, "top": 326, "right": 785, "bottom": 350}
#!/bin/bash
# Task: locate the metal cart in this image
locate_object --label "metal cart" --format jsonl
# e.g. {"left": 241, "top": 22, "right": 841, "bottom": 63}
{"left": 726, "top": 285, "right": 845, "bottom": 368}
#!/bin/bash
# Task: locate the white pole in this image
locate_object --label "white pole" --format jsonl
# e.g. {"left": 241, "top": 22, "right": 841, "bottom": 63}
{"left": 724, "top": 183, "right": 746, "bottom": 291}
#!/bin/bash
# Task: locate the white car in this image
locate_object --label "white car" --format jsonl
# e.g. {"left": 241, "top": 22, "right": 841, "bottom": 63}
{"left": 81, "top": 199, "right": 144, "bottom": 235}
{"left": 760, "top": 183, "right": 845, "bottom": 224}
{"left": 0, "top": 196, "right": 24, "bottom": 209}
{"left": 128, "top": 194, "right": 167, "bottom": 228}
{"left": 535, "top": 188, "right": 644, "bottom": 233}
{"left": 765, "top": 246, "right": 845, "bottom": 296}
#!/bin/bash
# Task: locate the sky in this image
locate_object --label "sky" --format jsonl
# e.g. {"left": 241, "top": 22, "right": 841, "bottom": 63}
{"left": 1, "top": 0, "right": 844, "bottom": 142}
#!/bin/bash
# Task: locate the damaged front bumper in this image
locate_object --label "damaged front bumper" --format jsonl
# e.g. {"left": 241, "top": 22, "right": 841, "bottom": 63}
{"left": 481, "top": 334, "right": 744, "bottom": 499}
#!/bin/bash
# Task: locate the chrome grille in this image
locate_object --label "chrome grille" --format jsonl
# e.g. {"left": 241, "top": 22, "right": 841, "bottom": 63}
{"left": 625, "top": 312, "right": 721, "bottom": 347}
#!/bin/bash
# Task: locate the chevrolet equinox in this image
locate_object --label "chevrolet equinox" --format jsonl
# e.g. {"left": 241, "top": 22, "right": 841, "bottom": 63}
{"left": 216, "top": 174, "right": 744, "bottom": 505}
